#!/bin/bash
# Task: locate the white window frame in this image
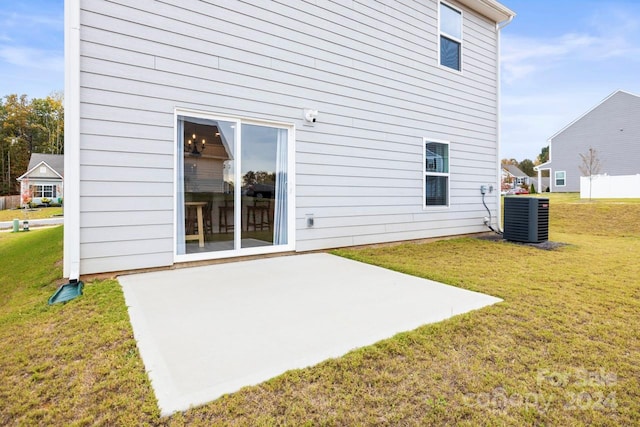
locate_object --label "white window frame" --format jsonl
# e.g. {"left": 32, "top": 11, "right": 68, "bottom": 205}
{"left": 32, "top": 185, "right": 43, "bottom": 198}
{"left": 43, "top": 185, "right": 54, "bottom": 198}
{"left": 438, "top": 1, "right": 463, "bottom": 73}
{"left": 555, "top": 171, "right": 566, "bottom": 187}
{"left": 423, "top": 138, "right": 450, "bottom": 209}
{"left": 31, "top": 184, "right": 55, "bottom": 198}
{"left": 173, "top": 108, "right": 296, "bottom": 264}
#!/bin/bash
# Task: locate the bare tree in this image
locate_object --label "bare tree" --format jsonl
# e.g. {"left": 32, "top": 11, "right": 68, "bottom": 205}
{"left": 578, "top": 147, "right": 603, "bottom": 201}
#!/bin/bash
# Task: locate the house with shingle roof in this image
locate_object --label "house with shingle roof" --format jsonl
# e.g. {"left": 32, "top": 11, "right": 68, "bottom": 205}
{"left": 17, "top": 153, "right": 64, "bottom": 207}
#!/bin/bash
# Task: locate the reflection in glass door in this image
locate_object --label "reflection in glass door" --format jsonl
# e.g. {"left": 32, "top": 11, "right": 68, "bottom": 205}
{"left": 176, "top": 116, "right": 236, "bottom": 255}
{"left": 176, "top": 114, "right": 289, "bottom": 256}
{"left": 241, "top": 124, "right": 288, "bottom": 249}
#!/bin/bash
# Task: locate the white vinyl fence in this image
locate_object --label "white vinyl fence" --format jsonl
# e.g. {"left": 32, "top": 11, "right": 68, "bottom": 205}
{"left": 580, "top": 174, "right": 640, "bottom": 199}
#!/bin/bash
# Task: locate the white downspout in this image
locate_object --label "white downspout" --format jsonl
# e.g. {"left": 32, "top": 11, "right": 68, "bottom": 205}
{"left": 63, "top": 0, "right": 81, "bottom": 281}
{"left": 495, "top": 15, "right": 514, "bottom": 231}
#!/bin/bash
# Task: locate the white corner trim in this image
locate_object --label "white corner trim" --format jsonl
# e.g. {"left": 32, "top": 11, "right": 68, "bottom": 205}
{"left": 63, "top": 0, "right": 81, "bottom": 280}
{"left": 495, "top": 20, "right": 502, "bottom": 230}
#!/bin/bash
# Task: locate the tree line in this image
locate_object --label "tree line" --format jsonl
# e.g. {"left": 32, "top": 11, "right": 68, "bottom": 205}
{"left": 0, "top": 93, "right": 64, "bottom": 195}
{"left": 502, "top": 145, "right": 549, "bottom": 177}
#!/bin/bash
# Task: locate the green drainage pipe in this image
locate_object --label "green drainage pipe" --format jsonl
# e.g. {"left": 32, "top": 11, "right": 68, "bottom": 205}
{"left": 12, "top": 219, "right": 19, "bottom": 232}
{"left": 48, "top": 280, "right": 84, "bottom": 305}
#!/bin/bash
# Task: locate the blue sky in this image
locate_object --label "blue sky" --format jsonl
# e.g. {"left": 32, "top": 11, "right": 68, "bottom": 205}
{"left": 0, "top": 0, "right": 63, "bottom": 99}
{"left": 1, "top": 0, "right": 639, "bottom": 161}
{"left": 501, "top": 0, "right": 640, "bottom": 160}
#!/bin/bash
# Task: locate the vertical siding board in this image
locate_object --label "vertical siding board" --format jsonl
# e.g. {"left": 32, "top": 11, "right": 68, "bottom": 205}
{"left": 78, "top": 0, "right": 502, "bottom": 274}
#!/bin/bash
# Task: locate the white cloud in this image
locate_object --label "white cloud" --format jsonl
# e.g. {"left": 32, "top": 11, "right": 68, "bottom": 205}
{"left": 0, "top": 3, "right": 64, "bottom": 97}
{"left": 501, "top": 32, "right": 640, "bottom": 84}
{"left": 0, "top": 45, "right": 63, "bottom": 71}
{"left": 500, "top": 89, "right": 615, "bottom": 160}
{"left": 0, "top": 10, "right": 62, "bottom": 31}
{"left": 503, "top": 33, "right": 598, "bottom": 63}
{"left": 501, "top": 8, "right": 640, "bottom": 85}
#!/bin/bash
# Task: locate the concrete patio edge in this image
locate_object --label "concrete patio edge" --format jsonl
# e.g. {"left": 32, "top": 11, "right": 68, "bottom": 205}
{"left": 119, "top": 253, "right": 502, "bottom": 416}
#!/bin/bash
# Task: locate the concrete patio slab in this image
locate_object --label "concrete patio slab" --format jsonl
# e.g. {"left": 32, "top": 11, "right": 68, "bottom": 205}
{"left": 119, "top": 253, "right": 501, "bottom": 416}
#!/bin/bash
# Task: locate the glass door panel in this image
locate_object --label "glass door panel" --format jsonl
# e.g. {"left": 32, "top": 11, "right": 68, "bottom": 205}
{"left": 240, "top": 124, "right": 288, "bottom": 249}
{"left": 177, "top": 116, "right": 236, "bottom": 254}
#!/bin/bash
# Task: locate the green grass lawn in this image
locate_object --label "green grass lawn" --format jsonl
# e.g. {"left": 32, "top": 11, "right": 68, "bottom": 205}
{"left": 0, "top": 207, "right": 63, "bottom": 222}
{"left": 1, "top": 195, "right": 639, "bottom": 425}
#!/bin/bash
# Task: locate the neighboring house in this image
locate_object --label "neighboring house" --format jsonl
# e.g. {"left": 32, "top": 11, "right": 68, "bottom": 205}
{"left": 17, "top": 153, "right": 64, "bottom": 207}
{"left": 63, "top": 0, "right": 515, "bottom": 278}
{"left": 529, "top": 176, "right": 550, "bottom": 193}
{"left": 535, "top": 90, "right": 640, "bottom": 192}
{"left": 501, "top": 164, "right": 530, "bottom": 190}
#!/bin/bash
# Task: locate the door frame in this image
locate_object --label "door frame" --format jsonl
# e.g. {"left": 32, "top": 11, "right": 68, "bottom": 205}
{"left": 173, "top": 108, "right": 296, "bottom": 263}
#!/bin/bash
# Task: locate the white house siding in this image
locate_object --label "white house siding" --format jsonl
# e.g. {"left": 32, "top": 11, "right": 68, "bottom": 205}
{"left": 28, "top": 165, "right": 61, "bottom": 180}
{"left": 546, "top": 91, "right": 640, "bottom": 192}
{"left": 77, "top": 0, "right": 500, "bottom": 274}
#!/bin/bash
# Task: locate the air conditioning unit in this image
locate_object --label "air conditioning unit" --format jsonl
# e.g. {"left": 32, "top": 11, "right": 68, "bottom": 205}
{"left": 503, "top": 197, "right": 549, "bottom": 243}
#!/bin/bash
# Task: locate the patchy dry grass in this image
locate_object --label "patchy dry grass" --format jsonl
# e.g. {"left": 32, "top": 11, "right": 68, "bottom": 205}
{"left": 0, "top": 227, "right": 157, "bottom": 426}
{"left": 1, "top": 197, "right": 639, "bottom": 425}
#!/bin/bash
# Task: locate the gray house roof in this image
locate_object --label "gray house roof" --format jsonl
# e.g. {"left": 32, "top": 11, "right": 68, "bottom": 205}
{"left": 17, "top": 153, "right": 64, "bottom": 182}
{"left": 26, "top": 153, "right": 64, "bottom": 176}
{"left": 502, "top": 164, "right": 528, "bottom": 177}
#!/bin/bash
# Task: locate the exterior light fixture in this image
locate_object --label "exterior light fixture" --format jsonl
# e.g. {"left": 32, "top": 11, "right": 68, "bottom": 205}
{"left": 303, "top": 108, "right": 318, "bottom": 124}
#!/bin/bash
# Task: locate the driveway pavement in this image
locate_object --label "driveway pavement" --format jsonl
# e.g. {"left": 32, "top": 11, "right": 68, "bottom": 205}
{"left": 119, "top": 253, "right": 501, "bottom": 416}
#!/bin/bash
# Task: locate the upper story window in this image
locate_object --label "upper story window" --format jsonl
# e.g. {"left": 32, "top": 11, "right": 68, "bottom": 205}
{"left": 439, "top": 2, "right": 462, "bottom": 71}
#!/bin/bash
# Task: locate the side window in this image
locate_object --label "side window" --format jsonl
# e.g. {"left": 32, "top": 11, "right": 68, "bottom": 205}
{"left": 424, "top": 139, "right": 450, "bottom": 207}
{"left": 555, "top": 171, "right": 566, "bottom": 187}
{"left": 439, "top": 2, "right": 462, "bottom": 71}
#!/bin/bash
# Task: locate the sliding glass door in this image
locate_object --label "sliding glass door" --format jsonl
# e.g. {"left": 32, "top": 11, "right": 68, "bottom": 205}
{"left": 175, "top": 112, "right": 293, "bottom": 260}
